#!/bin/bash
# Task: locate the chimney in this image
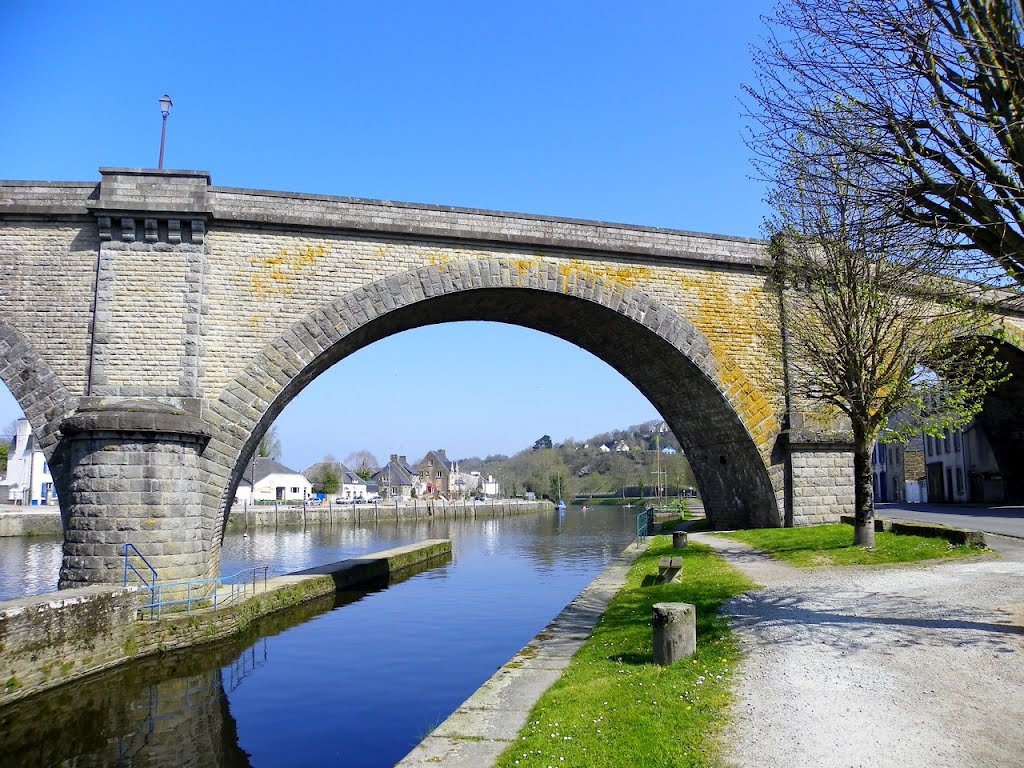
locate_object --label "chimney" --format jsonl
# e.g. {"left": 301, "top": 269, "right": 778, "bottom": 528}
{"left": 400, "top": 455, "right": 407, "bottom": 465}
{"left": 390, "top": 454, "right": 398, "bottom": 463}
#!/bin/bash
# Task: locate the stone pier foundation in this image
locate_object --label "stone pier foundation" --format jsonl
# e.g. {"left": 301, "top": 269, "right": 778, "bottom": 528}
{"left": 57, "top": 399, "right": 212, "bottom": 588}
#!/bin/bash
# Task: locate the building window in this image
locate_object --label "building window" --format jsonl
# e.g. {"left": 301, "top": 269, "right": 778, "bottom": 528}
{"left": 436, "top": 471, "right": 442, "bottom": 479}
{"left": 944, "top": 429, "right": 951, "bottom": 454}
{"left": 926, "top": 436, "right": 932, "bottom": 456}
{"left": 953, "top": 431, "right": 961, "bottom": 452}
{"left": 291, "top": 487, "right": 298, "bottom": 494}
{"left": 956, "top": 468, "right": 963, "bottom": 495}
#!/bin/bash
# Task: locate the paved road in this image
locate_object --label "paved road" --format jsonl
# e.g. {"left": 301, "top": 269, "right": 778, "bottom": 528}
{"left": 876, "top": 502, "right": 1024, "bottom": 539}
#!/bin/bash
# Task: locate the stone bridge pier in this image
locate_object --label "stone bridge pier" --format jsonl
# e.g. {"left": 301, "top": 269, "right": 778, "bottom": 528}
{"left": 13, "top": 167, "right": 1003, "bottom": 588}
{"left": 54, "top": 399, "right": 212, "bottom": 588}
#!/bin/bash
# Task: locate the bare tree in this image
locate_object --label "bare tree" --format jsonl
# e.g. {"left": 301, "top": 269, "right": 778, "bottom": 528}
{"left": 747, "top": 0, "right": 1024, "bottom": 286}
{"left": 257, "top": 425, "right": 282, "bottom": 461}
{"left": 344, "top": 450, "right": 379, "bottom": 481}
{"left": 769, "top": 139, "right": 1009, "bottom": 545}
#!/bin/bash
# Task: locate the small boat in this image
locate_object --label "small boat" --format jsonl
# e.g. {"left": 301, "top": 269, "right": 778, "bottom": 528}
{"left": 556, "top": 500, "right": 567, "bottom": 511}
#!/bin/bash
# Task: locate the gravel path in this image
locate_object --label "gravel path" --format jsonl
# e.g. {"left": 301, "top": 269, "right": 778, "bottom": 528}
{"left": 693, "top": 533, "right": 1024, "bottom": 768}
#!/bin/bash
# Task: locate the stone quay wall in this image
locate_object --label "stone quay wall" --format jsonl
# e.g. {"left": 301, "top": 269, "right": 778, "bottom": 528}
{"left": 225, "top": 498, "right": 551, "bottom": 530}
{"left": 0, "top": 539, "right": 451, "bottom": 708}
{"left": 0, "top": 507, "right": 62, "bottom": 536}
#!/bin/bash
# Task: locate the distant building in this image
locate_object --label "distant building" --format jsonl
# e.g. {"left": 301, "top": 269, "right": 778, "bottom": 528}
{"left": 872, "top": 412, "right": 1004, "bottom": 504}
{"left": 480, "top": 474, "right": 500, "bottom": 497}
{"left": 339, "top": 465, "right": 372, "bottom": 501}
{"left": 417, "top": 449, "right": 456, "bottom": 496}
{"left": 234, "top": 457, "right": 312, "bottom": 504}
{"left": 661, "top": 446, "right": 678, "bottom": 455}
{"left": 5, "top": 419, "right": 55, "bottom": 505}
{"left": 373, "top": 454, "right": 417, "bottom": 500}
{"left": 305, "top": 460, "right": 374, "bottom": 501}
{"left": 614, "top": 440, "right": 631, "bottom": 453}
{"left": 871, "top": 440, "right": 906, "bottom": 503}
{"left": 924, "top": 422, "right": 1002, "bottom": 503}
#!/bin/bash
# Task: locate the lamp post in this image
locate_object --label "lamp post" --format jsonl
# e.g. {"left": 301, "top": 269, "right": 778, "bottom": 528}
{"left": 158, "top": 94, "right": 173, "bottom": 169}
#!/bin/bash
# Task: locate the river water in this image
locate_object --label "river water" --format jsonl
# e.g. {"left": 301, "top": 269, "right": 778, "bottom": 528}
{"left": 0, "top": 505, "right": 637, "bottom": 767}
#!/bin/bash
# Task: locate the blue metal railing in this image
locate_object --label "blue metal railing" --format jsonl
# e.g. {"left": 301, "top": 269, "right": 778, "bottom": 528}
{"left": 635, "top": 508, "right": 654, "bottom": 545}
{"left": 123, "top": 542, "right": 158, "bottom": 591}
{"left": 134, "top": 566, "right": 270, "bottom": 619}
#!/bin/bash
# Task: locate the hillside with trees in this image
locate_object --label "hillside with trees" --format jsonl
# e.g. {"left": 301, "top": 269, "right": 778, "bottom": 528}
{"left": 463, "top": 420, "right": 696, "bottom": 501}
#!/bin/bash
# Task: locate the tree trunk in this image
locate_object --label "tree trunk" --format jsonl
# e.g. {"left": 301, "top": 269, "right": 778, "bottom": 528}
{"left": 852, "top": 433, "right": 876, "bottom": 548}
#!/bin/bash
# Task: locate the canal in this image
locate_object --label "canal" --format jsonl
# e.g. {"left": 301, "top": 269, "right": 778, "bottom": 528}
{"left": 0, "top": 505, "right": 637, "bottom": 767}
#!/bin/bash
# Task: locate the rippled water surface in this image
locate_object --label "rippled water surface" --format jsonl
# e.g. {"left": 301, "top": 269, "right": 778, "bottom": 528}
{"left": 0, "top": 505, "right": 637, "bottom": 767}
{"left": 0, "top": 534, "right": 63, "bottom": 601}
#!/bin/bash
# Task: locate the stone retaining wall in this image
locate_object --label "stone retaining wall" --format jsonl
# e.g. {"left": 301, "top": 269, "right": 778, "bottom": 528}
{"left": 224, "top": 499, "right": 551, "bottom": 529}
{"left": 0, "top": 539, "right": 451, "bottom": 708}
{"left": 0, "top": 500, "right": 550, "bottom": 538}
{"left": 0, "top": 509, "right": 62, "bottom": 537}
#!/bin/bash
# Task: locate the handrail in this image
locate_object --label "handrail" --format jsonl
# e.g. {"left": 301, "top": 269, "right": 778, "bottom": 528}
{"left": 133, "top": 565, "right": 270, "bottom": 619}
{"left": 123, "top": 542, "right": 158, "bottom": 588}
{"left": 635, "top": 508, "right": 654, "bottom": 545}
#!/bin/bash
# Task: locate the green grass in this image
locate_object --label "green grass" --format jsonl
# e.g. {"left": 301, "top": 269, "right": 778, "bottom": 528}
{"left": 494, "top": 538, "right": 755, "bottom": 768}
{"left": 718, "top": 524, "right": 987, "bottom": 567}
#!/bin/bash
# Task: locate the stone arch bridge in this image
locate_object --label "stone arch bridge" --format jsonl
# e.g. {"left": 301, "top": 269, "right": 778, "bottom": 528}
{"left": 2, "top": 168, "right": 1022, "bottom": 588}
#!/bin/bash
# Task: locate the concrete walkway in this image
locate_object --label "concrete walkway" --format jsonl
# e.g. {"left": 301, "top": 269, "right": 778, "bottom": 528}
{"left": 695, "top": 533, "right": 1024, "bottom": 768}
{"left": 396, "top": 537, "right": 650, "bottom": 767}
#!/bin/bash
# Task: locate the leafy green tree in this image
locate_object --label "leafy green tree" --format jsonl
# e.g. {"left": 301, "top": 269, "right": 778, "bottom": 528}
{"left": 320, "top": 463, "right": 341, "bottom": 495}
{"left": 768, "top": 138, "right": 1008, "bottom": 545}
{"left": 532, "top": 434, "right": 553, "bottom": 451}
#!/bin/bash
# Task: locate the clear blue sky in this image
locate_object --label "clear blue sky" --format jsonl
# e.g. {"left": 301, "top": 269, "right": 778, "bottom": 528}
{"left": 0, "top": 1, "right": 773, "bottom": 470}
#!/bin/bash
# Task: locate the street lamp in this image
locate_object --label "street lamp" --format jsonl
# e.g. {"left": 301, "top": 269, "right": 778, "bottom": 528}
{"left": 158, "top": 94, "right": 173, "bottom": 169}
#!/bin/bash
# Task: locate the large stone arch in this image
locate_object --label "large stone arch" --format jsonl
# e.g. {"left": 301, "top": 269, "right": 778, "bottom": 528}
{"left": 0, "top": 317, "right": 74, "bottom": 458}
{"left": 202, "top": 258, "right": 782, "bottom": 573}
{"left": 970, "top": 331, "right": 1024, "bottom": 502}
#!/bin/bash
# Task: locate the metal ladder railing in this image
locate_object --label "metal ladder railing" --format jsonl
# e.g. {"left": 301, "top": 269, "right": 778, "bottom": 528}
{"left": 123, "top": 542, "right": 268, "bottom": 619}
{"left": 137, "top": 566, "right": 269, "bottom": 619}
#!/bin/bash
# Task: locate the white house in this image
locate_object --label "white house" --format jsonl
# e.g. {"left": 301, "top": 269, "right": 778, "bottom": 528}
{"left": 5, "top": 419, "right": 55, "bottom": 506}
{"left": 338, "top": 465, "right": 375, "bottom": 501}
{"left": 480, "top": 474, "right": 501, "bottom": 497}
{"left": 234, "top": 457, "right": 312, "bottom": 504}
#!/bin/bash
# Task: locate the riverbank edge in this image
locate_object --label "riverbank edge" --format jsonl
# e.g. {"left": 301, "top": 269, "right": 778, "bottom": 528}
{"left": 0, "top": 500, "right": 551, "bottom": 538}
{"left": 0, "top": 539, "right": 451, "bottom": 709}
{"left": 395, "top": 535, "right": 652, "bottom": 767}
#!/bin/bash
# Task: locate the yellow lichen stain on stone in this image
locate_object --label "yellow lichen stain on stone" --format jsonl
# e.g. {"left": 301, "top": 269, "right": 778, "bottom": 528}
{"left": 425, "top": 248, "right": 451, "bottom": 267}
{"left": 513, "top": 258, "right": 537, "bottom": 277}
{"left": 556, "top": 259, "right": 654, "bottom": 293}
{"left": 249, "top": 315, "right": 262, "bottom": 328}
{"left": 250, "top": 244, "right": 329, "bottom": 296}
{"left": 677, "top": 272, "right": 782, "bottom": 453}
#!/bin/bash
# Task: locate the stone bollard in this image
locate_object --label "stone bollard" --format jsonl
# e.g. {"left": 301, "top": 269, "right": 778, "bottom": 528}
{"left": 652, "top": 602, "right": 696, "bottom": 666}
{"left": 673, "top": 530, "right": 688, "bottom": 549}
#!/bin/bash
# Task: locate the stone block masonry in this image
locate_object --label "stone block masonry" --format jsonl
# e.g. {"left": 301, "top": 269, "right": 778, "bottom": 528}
{"left": 17, "top": 168, "right": 1021, "bottom": 584}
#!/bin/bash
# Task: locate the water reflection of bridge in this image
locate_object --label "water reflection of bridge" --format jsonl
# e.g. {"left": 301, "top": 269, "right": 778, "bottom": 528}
{"left": 0, "top": 596, "right": 331, "bottom": 768}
